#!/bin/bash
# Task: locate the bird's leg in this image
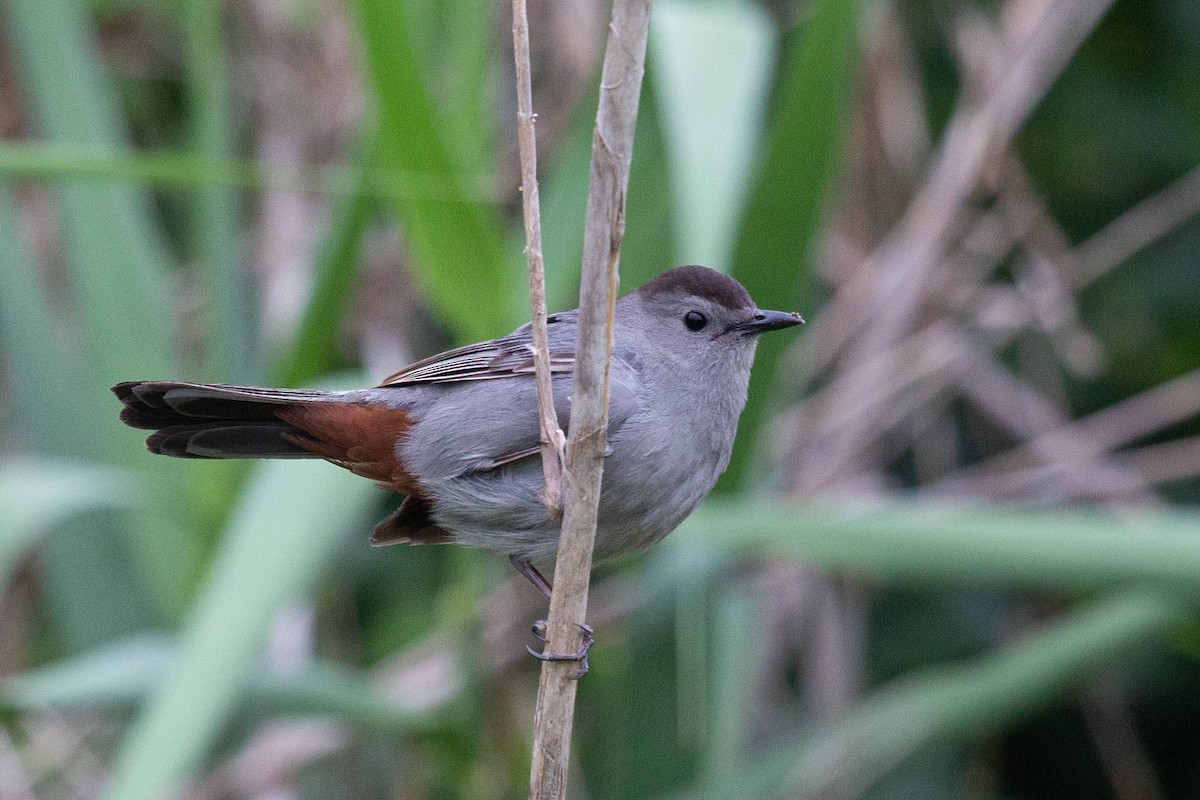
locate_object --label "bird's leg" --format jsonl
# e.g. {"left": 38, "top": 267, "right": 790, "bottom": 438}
{"left": 510, "top": 555, "right": 594, "bottom": 679}
{"left": 510, "top": 555, "right": 553, "bottom": 600}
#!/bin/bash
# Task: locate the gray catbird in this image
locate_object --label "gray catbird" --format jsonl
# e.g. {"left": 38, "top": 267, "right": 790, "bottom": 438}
{"left": 114, "top": 265, "right": 802, "bottom": 598}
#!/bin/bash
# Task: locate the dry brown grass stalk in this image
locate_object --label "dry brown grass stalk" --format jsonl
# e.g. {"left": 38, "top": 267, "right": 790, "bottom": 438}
{"left": 769, "top": 0, "right": 1197, "bottom": 727}
{"left": 512, "top": 0, "right": 566, "bottom": 517}
{"left": 527, "top": 0, "right": 651, "bottom": 797}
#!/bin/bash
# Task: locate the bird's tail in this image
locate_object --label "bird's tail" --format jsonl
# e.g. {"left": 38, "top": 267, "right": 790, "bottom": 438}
{"left": 114, "top": 379, "right": 419, "bottom": 493}
{"left": 113, "top": 380, "right": 343, "bottom": 460}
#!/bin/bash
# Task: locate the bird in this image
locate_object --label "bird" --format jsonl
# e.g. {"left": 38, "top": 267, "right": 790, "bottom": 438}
{"left": 113, "top": 265, "right": 803, "bottom": 609}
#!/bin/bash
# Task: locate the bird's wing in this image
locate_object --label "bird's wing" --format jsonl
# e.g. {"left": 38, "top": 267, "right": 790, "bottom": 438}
{"left": 377, "top": 313, "right": 577, "bottom": 387}
{"left": 388, "top": 308, "right": 641, "bottom": 480}
{"left": 428, "top": 359, "right": 641, "bottom": 478}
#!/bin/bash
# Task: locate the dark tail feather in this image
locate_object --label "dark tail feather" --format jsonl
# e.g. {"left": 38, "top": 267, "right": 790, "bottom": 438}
{"left": 370, "top": 496, "right": 453, "bottom": 547}
{"left": 113, "top": 381, "right": 333, "bottom": 459}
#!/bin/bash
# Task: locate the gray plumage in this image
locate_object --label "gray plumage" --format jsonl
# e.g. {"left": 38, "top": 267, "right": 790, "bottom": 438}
{"left": 114, "top": 265, "right": 803, "bottom": 565}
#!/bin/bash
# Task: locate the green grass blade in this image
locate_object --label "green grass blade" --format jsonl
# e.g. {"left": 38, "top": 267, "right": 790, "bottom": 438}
{"left": 781, "top": 590, "right": 1190, "bottom": 798}
{"left": 43, "top": 517, "right": 176, "bottom": 649}
{"left": 679, "top": 589, "right": 1189, "bottom": 800}
{"left": 1, "top": 180, "right": 172, "bottom": 648}
{"left": 245, "top": 661, "right": 443, "bottom": 734}
{"left": 721, "top": 0, "right": 861, "bottom": 491}
{"left": 183, "top": 1, "right": 258, "bottom": 383}
{"left": 4, "top": 0, "right": 201, "bottom": 644}
{"left": 101, "top": 458, "right": 377, "bottom": 800}
{"left": 0, "top": 456, "right": 165, "bottom": 648}
{"left": 683, "top": 499, "right": 1200, "bottom": 590}
{"left": 438, "top": 0, "right": 492, "bottom": 176}
{"left": 0, "top": 141, "right": 497, "bottom": 199}
{"left": 351, "top": 0, "right": 517, "bottom": 342}
{"left": 701, "top": 587, "right": 759, "bottom": 793}
{"left": 5, "top": 0, "right": 176, "bottom": 391}
{"left": 650, "top": 0, "right": 774, "bottom": 270}
{"left": 0, "top": 633, "right": 175, "bottom": 711}
{"left": 538, "top": 97, "right": 594, "bottom": 311}
{"left": 620, "top": 71, "right": 680, "bottom": 291}
{"left": 0, "top": 188, "right": 105, "bottom": 456}
{"left": 272, "top": 133, "right": 378, "bottom": 387}
{"left": 2, "top": 634, "right": 445, "bottom": 735}
{"left": 0, "top": 459, "right": 138, "bottom": 588}
{"left": 536, "top": 74, "right": 677, "bottom": 311}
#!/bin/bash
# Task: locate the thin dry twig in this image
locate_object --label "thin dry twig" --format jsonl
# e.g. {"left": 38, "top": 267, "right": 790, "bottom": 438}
{"left": 1080, "top": 683, "right": 1165, "bottom": 800}
{"left": 0, "top": 726, "right": 37, "bottom": 800}
{"left": 789, "top": 324, "right": 968, "bottom": 491}
{"left": 948, "top": 337, "right": 1152, "bottom": 501}
{"left": 992, "top": 154, "right": 1103, "bottom": 377}
{"left": 799, "top": 0, "right": 1116, "bottom": 487}
{"left": 1070, "top": 163, "right": 1200, "bottom": 288}
{"left": 933, "top": 367, "right": 1200, "bottom": 497}
{"left": 527, "top": 0, "right": 651, "bottom": 797}
{"left": 1121, "top": 436, "right": 1200, "bottom": 487}
{"left": 512, "top": 0, "right": 566, "bottom": 516}
{"left": 188, "top": 719, "right": 349, "bottom": 800}
{"left": 812, "top": 0, "right": 1116, "bottom": 374}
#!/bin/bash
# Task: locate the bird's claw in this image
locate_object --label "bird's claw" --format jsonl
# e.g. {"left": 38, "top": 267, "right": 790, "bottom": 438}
{"left": 526, "top": 621, "right": 595, "bottom": 679}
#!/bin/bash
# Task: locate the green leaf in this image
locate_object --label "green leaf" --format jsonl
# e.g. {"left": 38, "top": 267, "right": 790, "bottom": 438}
{"left": 2, "top": 634, "right": 445, "bottom": 736}
{"left": 538, "top": 96, "right": 595, "bottom": 311}
{"left": 683, "top": 499, "right": 1200, "bottom": 590}
{"left": 0, "top": 140, "right": 495, "bottom": 199}
{"left": 0, "top": 459, "right": 138, "bottom": 588}
{"left": 4, "top": 0, "right": 201, "bottom": 643}
{"left": 780, "top": 590, "right": 1189, "bottom": 799}
{"left": 437, "top": 0, "right": 493, "bottom": 176}
{"left": 701, "top": 586, "right": 759, "bottom": 791}
{"left": 722, "top": 0, "right": 861, "bottom": 491}
{"left": 681, "top": 590, "right": 1190, "bottom": 799}
{"left": 536, "top": 72, "right": 677, "bottom": 311}
{"left": 183, "top": 1, "right": 259, "bottom": 383}
{"left": 650, "top": 0, "right": 775, "bottom": 270}
{"left": 1, "top": 182, "right": 183, "bottom": 643}
{"left": 272, "top": 133, "right": 378, "bottom": 388}
{"left": 245, "top": 660, "right": 443, "bottom": 734}
{"left": 351, "top": 0, "right": 518, "bottom": 342}
{"left": 0, "top": 458, "right": 166, "bottom": 647}
{"left": 101, "top": 457, "right": 378, "bottom": 800}
{"left": 0, "top": 633, "right": 175, "bottom": 711}
{"left": 621, "top": 71, "right": 680, "bottom": 291}
{"left": 0, "top": 188, "right": 104, "bottom": 457}
{"left": 5, "top": 0, "right": 176, "bottom": 393}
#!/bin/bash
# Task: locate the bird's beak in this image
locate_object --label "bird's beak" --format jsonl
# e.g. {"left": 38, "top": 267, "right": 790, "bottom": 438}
{"left": 732, "top": 309, "right": 805, "bottom": 335}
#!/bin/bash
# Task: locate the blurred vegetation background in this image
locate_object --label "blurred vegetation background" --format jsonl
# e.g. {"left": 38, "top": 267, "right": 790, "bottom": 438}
{"left": 0, "top": 0, "right": 1198, "bottom": 797}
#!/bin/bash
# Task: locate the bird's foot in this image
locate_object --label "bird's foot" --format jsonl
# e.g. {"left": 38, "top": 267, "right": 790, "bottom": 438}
{"left": 527, "top": 621, "right": 595, "bottom": 679}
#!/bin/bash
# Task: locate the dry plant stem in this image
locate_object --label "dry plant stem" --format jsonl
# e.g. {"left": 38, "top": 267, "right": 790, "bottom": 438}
{"left": 1071, "top": 163, "right": 1200, "bottom": 289}
{"left": 933, "top": 367, "right": 1200, "bottom": 496}
{"left": 0, "top": 727, "right": 37, "bottom": 800}
{"left": 1122, "top": 436, "right": 1200, "bottom": 487}
{"left": 512, "top": 0, "right": 565, "bottom": 515}
{"left": 1080, "top": 685, "right": 1165, "bottom": 800}
{"left": 812, "top": 0, "right": 1116, "bottom": 378}
{"left": 950, "top": 339, "right": 1151, "bottom": 500}
{"left": 809, "top": 0, "right": 1116, "bottom": 482}
{"left": 528, "top": 0, "right": 651, "bottom": 797}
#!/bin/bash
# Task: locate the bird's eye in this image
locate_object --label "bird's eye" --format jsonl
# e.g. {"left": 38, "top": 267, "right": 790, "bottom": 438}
{"left": 683, "top": 311, "right": 707, "bottom": 332}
